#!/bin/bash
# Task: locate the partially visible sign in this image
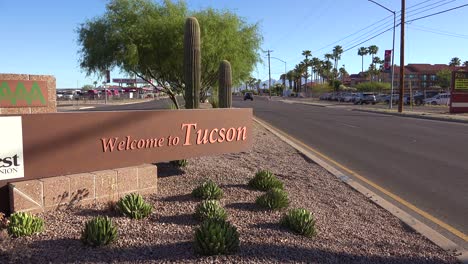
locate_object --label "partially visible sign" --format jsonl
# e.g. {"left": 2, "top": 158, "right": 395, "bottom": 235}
{"left": 450, "top": 71, "right": 468, "bottom": 113}
{"left": 384, "top": 50, "right": 392, "bottom": 71}
{"left": 0, "top": 80, "right": 48, "bottom": 108}
{"left": 112, "top": 78, "right": 147, "bottom": 84}
{"left": 454, "top": 71, "right": 468, "bottom": 91}
{"left": 0, "top": 116, "right": 24, "bottom": 180}
{"left": 0, "top": 108, "right": 252, "bottom": 182}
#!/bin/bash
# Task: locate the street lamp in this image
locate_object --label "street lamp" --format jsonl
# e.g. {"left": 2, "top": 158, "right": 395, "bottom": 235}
{"left": 368, "top": 0, "right": 396, "bottom": 109}
{"left": 270, "top": 56, "right": 287, "bottom": 95}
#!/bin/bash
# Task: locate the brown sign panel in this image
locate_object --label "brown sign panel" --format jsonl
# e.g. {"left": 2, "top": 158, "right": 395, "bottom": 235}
{"left": 450, "top": 71, "right": 468, "bottom": 113}
{"left": 1, "top": 108, "right": 252, "bottom": 182}
{"left": 0, "top": 80, "right": 48, "bottom": 108}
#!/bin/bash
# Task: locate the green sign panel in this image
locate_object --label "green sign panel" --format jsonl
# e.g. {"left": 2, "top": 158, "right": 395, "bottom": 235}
{"left": 0, "top": 80, "right": 48, "bottom": 108}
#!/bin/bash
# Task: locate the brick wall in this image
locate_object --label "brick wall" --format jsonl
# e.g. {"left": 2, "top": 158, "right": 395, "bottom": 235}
{"left": 0, "top": 73, "right": 56, "bottom": 114}
{"left": 9, "top": 164, "right": 157, "bottom": 213}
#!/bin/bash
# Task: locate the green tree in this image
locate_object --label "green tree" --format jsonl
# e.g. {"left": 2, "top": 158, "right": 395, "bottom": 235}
{"left": 368, "top": 45, "right": 379, "bottom": 80}
{"left": 436, "top": 69, "right": 451, "bottom": 88}
{"left": 82, "top": 84, "right": 94, "bottom": 90}
{"left": 449, "top": 57, "right": 461, "bottom": 66}
{"left": 357, "top": 47, "right": 368, "bottom": 73}
{"left": 463, "top": 61, "right": 468, "bottom": 67}
{"left": 77, "top": 0, "right": 262, "bottom": 109}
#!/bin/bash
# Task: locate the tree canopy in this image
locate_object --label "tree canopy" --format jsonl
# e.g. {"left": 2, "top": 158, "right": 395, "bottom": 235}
{"left": 77, "top": 0, "right": 262, "bottom": 108}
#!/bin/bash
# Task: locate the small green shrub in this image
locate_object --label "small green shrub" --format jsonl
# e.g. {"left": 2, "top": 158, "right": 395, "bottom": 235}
{"left": 256, "top": 188, "right": 289, "bottom": 210}
{"left": 194, "top": 200, "right": 227, "bottom": 221}
{"left": 248, "top": 170, "right": 284, "bottom": 191}
{"left": 280, "top": 208, "right": 317, "bottom": 238}
{"left": 208, "top": 97, "right": 219, "bottom": 108}
{"left": 194, "top": 219, "right": 239, "bottom": 256}
{"left": 116, "top": 193, "right": 153, "bottom": 219}
{"left": 170, "top": 159, "right": 188, "bottom": 168}
{"left": 7, "top": 212, "right": 44, "bottom": 237}
{"left": 81, "top": 216, "right": 118, "bottom": 247}
{"left": 192, "top": 180, "right": 223, "bottom": 200}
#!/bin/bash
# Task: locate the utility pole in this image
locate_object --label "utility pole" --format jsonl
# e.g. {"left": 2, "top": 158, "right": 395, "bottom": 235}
{"left": 267, "top": 50, "right": 273, "bottom": 99}
{"left": 398, "top": 0, "right": 405, "bottom": 113}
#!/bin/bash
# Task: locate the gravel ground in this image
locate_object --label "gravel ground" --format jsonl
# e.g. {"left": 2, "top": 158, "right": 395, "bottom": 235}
{"left": 0, "top": 123, "right": 460, "bottom": 263}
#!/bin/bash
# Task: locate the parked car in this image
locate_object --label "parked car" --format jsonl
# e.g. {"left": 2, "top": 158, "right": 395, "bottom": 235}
{"left": 424, "top": 93, "right": 450, "bottom": 105}
{"left": 412, "top": 91, "right": 440, "bottom": 106}
{"left": 375, "top": 94, "right": 387, "bottom": 103}
{"left": 354, "top": 92, "right": 376, "bottom": 105}
{"left": 343, "top": 93, "right": 356, "bottom": 102}
{"left": 384, "top": 94, "right": 399, "bottom": 104}
{"left": 244, "top": 92, "right": 253, "bottom": 101}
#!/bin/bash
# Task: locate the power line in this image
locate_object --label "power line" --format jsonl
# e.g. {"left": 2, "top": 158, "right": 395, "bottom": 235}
{"left": 407, "top": 25, "right": 468, "bottom": 39}
{"left": 343, "top": 26, "right": 395, "bottom": 52}
{"left": 406, "top": 0, "right": 456, "bottom": 18}
{"left": 407, "top": 3, "right": 468, "bottom": 23}
{"left": 408, "top": 24, "right": 468, "bottom": 37}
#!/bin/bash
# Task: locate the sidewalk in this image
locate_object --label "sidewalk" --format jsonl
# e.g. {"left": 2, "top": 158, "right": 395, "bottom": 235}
{"left": 280, "top": 98, "right": 468, "bottom": 124}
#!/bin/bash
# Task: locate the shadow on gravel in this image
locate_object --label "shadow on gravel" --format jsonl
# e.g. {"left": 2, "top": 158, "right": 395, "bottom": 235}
{"left": 226, "top": 202, "right": 261, "bottom": 212}
{"left": 160, "top": 193, "right": 195, "bottom": 203}
{"left": 157, "top": 213, "right": 196, "bottom": 226}
{"left": 240, "top": 243, "right": 456, "bottom": 264}
{"left": 24, "top": 239, "right": 194, "bottom": 263}
{"left": 155, "top": 162, "right": 185, "bottom": 178}
{"left": 297, "top": 152, "right": 316, "bottom": 164}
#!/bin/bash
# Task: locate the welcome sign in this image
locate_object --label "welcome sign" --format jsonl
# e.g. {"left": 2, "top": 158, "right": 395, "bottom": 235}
{"left": 0, "top": 80, "right": 48, "bottom": 107}
{"left": 0, "top": 109, "right": 252, "bottom": 182}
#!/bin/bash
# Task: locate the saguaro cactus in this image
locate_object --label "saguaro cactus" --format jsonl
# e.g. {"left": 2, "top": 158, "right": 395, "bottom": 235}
{"left": 184, "top": 17, "right": 201, "bottom": 109}
{"left": 218, "top": 60, "right": 232, "bottom": 108}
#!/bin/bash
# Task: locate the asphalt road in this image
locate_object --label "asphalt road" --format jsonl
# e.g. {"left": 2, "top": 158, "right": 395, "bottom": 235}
{"left": 65, "top": 96, "right": 468, "bottom": 242}
{"left": 233, "top": 96, "right": 468, "bottom": 238}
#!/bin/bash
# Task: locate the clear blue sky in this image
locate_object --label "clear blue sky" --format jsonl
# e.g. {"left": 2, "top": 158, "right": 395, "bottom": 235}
{"left": 1, "top": 0, "right": 467, "bottom": 88}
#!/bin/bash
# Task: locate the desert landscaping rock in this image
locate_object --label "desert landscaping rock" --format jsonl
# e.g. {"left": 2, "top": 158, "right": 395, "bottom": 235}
{"left": 0, "top": 123, "right": 459, "bottom": 263}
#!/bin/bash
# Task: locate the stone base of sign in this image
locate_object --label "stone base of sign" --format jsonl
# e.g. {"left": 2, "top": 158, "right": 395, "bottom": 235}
{"left": 0, "top": 73, "right": 56, "bottom": 114}
{"left": 9, "top": 164, "right": 157, "bottom": 213}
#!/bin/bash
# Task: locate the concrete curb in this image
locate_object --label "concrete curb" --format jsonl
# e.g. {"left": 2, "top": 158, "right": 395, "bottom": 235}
{"left": 253, "top": 117, "right": 468, "bottom": 263}
{"left": 353, "top": 108, "right": 468, "bottom": 124}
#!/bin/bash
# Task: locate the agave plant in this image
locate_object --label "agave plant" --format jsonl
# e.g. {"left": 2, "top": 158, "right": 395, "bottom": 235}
{"left": 7, "top": 212, "right": 44, "bottom": 237}
{"left": 280, "top": 208, "right": 317, "bottom": 238}
{"left": 248, "top": 170, "right": 284, "bottom": 191}
{"left": 194, "top": 200, "right": 227, "bottom": 221}
{"left": 116, "top": 193, "right": 153, "bottom": 219}
{"left": 81, "top": 216, "right": 118, "bottom": 246}
{"left": 194, "top": 219, "right": 239, "bottom": 256}
{"left": 192, "top": 180, "right": 223, "bottom": 200}
{"left": 256, "top": 188, "right": 289, "bottom": 210}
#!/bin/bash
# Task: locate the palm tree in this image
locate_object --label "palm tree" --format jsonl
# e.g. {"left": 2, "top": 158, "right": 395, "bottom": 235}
{"left": 449, "top": 57, "right": 461, "bottom": 66}
{"left": 368, "top": 45, "right": 379, "bottom": 81}
{"left": 332, "top": 45, "right": 343, "bottom": 74}
{"left": 311, "top": 57, "right": 320, "bottom": 83}
{"left": 286, "top": 70, "right": 294, "bottom": 90}
{"left": 279, "top": 74, "right": 286, "bottom": 87}
{"left": 464, "top": 61, "right": 468, "bottom": 70}
{"left": 357, "top": 47, "right": 368, "bottom": 73}
{"left": 302, "top": 50, "right": 312, "bottom": 92}
{"left": 339, "top": 65, "right": 348, "bottom": 81}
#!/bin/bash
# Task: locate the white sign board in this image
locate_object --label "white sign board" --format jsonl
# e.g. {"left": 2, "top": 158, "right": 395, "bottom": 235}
{"left": 0, "top": 116, "right": 24, "bottom": 180}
